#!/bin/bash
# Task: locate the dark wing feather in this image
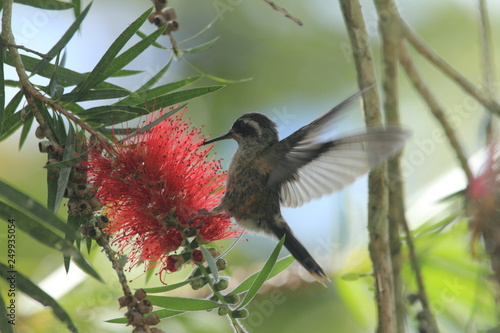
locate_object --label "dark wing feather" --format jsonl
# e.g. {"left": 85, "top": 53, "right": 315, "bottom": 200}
{"left": 265, "top": 89, "right": 371, "bottom": 187}
{"left": 276, "top": 127, "right": 410, "bottom": 208}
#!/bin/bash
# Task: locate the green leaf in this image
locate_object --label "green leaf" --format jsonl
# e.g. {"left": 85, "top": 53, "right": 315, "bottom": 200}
{"left": 52, "top": 125, "right": 75, "bottom": 213}
{"left": 200, "top": 246, "right": 219, "bottom": 282}
{"left": 0, "top": 262, "right": 77, "bottom": 332}
{"left": 0, "top": 40, "right": 5, "bottom": 130}
{"left": 340, "top": 273, "right": 371, "bottom": 281}
{"left": 182, "top": 37, "right": 220, "bottom": 54}
{"left": 3, "top": 53, "right": 131, "bottom": 89}
{"left": 0, "top": 291, "right": 14, "bottom": 333}
{"left": 60, "top": 88, "right": 130, "bottom": 102}
{"left": 116, "top": 76, "right": 201, "bottom": 107}
{"left": 0, "top": 179, "right": 70, "bottom": 234}
{"left": 147, "top": 295, "right": 219, "bottom": 311}
{"left": 0, "top": 203, "right": 101, "bottom": 281}
{"left": 18, "top": 112, "right": 34, "bottom": 150}
{"left": 44, "top": 150, "right": 88, "bottom": 169}
{"left": 71, "top": 0, "right": 81, "bottom": 17}
{"left": 70, "top": 8, "right": 152, "bottom": 101}
{"left": 32, "top": 2, "right": 92, "bottom": 75}
{"left": 136, "top": 30, "right": 167, "bottom": 50}
{"left": 230, "top": 255, "right": 294, "bottom": 295}
{"left": 139, "top": 86, "right": 224, "bottom": 110}
{"left": 2, "top": 90, "right": 23, "bottom": 120}
{"left": 235, "top": 236, "right": 286, "bottom": 308}
{"left": 101, "top": 25, "right": 168, "bottom": 81}
{"left": 64, "top": 214, "right": 86, "bottom": 273}
{"left": 142, "top": 279, "right": 192, "bottom": 293}
{"left": 13, "top": 0, "right": 74, "bottom": 10}
{"left": 107, "top": 308, "right": 184, "bottom": 324}
{"left": 78, "top": 105, "right": 148, "bottom": 126}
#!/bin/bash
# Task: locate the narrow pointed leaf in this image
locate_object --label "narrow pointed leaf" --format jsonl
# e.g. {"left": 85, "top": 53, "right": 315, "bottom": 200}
{"left": 13, "top": 0, "right": 74, "bottom": 10}
{"left": 237, "top": 236, "right": 285, "bottom": 308}
{"left": 200, "top": 246, "right": 219, "bottom": 282}
{"left": 44, "top": 150, "right": 89, "bottom": 169}
{"left": 116, "top": 77, "right": 201, "bottom": 107}
{"left": 138, "top": 86, "right": 224, "bottom": 110}
{"left": 0, "top": 263, "right": 77, "bottom": 332}
{"left": 0, "top": 112, "right": 25, "bottom": 142}
{"left": 0, "top": 40, "right": 4, "bottom": 129}
{"left": 0, "top": 293, "right": 14, "bottom": 333}
{"left": 32, "top": 2, "right": 92, "bottom": 75}
{"left": 229, "top": 255, "right": 294, "bottom": 295}
{"left": 107, "top": 308, "right": 184, "bottom": 323}
{"left": 147, "top": 296, "right": 219, "bottom": 311}
{"left": 182, "top": 37, "right": 220, "bottom": 54}
{"left": 71, "top": 8, "right": 152, "bottom": 101}
{"left": 136, "top": 30, "right": 167, "bottom": 49}
{"left": 0, "top": 179, "right": 70, "bottom": 234}
{"left": 0, "top": 203, "right": 101, "bottom": 281}
{"left": 101, "top": 25, "right": 167, "bottom": 80}
{"left": 142, "top": 280, "right": 192, "bottom": 293}
{"left": 18, "top": 113, "right": 34, "bottom": 150}
{"left": 60, "top": 88, "right": 130, "bottom": 102}
{"left": 71, "top": 0, "right": 81, "bottom": 17}
{"left": 4, "top": 53, "right": 132, "bottom": 89}
{"left": 52, "top": 125, "right": 75, "bottom": 213}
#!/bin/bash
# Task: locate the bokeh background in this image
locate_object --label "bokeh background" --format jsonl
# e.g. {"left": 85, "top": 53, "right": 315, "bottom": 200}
{"left": 1, "top": 0, "right": 499, "bottom": 332}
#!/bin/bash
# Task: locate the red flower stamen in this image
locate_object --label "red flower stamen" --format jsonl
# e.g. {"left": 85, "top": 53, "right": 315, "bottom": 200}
{"left": 87, "top": 109, "right": 237, "bottom": 275}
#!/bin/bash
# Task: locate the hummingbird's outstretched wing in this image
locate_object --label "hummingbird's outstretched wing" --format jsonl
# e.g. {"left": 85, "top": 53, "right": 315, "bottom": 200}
{"left": 265, "top": 92, "right": 411, "bottom": 208}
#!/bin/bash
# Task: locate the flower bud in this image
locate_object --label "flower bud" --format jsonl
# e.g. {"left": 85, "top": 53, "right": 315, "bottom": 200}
{"left": 207, "top": 248, "right": 220, "bottom": 258}
{"left": 189, "top": 277, "right": 208, "bottom": 290}
{"left": 218, "top": 305, "right": 230, "bottom": 316}
{"left": 232, "top": 309, "right": 249, "bottom": 319}
{"left": 35, "top": 126, "right": 45, "bottom": 139}
{"left": 191, "top": 249, "right": 204, "bottom": 264}
{"left": 215, "top": 279, "right": 229, "bottom": 291}
{"left": 224, "top": 294, "right": 240, "bottom": 304}
{"left": 216, "top": 258, "right": 227, "bottom": 271}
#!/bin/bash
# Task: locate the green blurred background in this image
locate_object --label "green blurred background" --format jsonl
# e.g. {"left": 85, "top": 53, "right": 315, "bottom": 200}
{"left": 1, "top": 0, "right": 499, "bottom": 332}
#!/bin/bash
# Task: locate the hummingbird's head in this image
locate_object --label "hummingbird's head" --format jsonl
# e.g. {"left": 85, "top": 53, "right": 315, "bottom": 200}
{"left": 204, "top": 113, "right": 278, "bottom": 147}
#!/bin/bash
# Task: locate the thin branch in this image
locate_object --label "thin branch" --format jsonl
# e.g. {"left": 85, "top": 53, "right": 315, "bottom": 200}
{"left": 399, "top": 44, "right": 474, "bottom": 184}
{"left": 2, "top": 42, "right": 50, "bottom": 59}
{"left": 1, "top": 0, "right": 57, "bottom": 143}
{"left": 263, "top": 0, "right": 303, "bottom": 26}
{"left": 402, "top": 22, "right": 500, "bottom": 117}
{"left": 478, "top": 0, "right": 497, "bottom": 142}
{"left": 339, "top": 1, "right": 396, "bottom": 332}
{"left": 372, "top": 0, "right": 405, "bottom": 331}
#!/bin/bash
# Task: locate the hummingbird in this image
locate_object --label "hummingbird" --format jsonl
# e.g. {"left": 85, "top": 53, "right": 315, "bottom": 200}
{"left": 203, "top": 90, "right": 410, "bottom": 285}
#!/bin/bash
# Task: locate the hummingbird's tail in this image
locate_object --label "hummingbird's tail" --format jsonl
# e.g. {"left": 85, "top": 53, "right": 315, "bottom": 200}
{"left": 270, "top": 222, "right": 330, "bottom": 287}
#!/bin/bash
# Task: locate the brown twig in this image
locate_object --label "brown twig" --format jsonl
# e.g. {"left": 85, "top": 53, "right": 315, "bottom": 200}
{"left": 263, "top": 0, "right": 303, "bottom": 26}
{"left": 478, "top": 0, "right": 497, "bottom": 142}
{"left": 402, "top": 22, "right": 500, "bottom": 117}
{"left": 372, "top": 0, "right": 405, "bottom": 331}
{"left": 2, "top": 42, "right": 50, "bottom": 59}
{"left": 339, "top": 1, "right": 396, "bottom": 332}
{"left": 400, "top": 44, "right": 474, "bottom": 184}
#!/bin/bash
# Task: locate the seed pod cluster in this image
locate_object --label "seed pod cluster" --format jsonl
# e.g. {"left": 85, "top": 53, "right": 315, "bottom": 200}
{"left": 148, "top": 0, "right": 179, "bottom": 34}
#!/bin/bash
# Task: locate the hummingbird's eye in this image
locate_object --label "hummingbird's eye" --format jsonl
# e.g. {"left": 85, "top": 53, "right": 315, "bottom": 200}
{"left": 233, "top": 119, "right": 257, "bottom": 137}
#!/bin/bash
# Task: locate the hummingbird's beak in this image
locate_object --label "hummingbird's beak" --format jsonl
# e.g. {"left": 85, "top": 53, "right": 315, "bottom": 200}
{"left": 203, "top": 130, "right": 234, "bottom": 145}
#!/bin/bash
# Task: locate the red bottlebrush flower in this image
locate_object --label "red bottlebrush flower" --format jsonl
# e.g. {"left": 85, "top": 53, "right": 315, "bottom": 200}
{"left": 468, "top": 141, "right": 500, "bottom": 256}
{"left": 87, "top": 109, "right": 236, "bottom": 276}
